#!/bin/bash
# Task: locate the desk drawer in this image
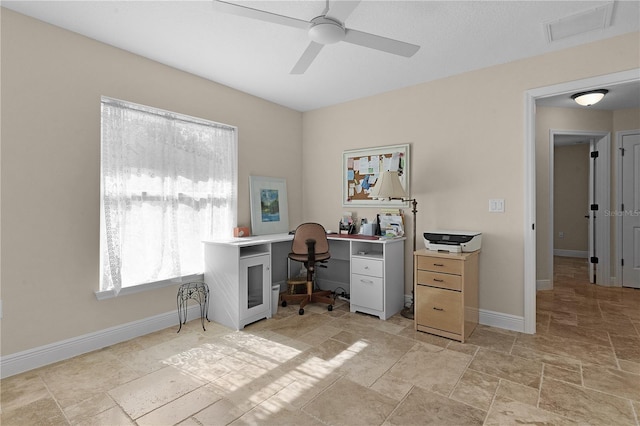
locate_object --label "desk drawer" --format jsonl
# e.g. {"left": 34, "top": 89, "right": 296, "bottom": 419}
{"left": 416, "top": 270, "right": 462, "bottom": 291}
{"left": 352, "top": 257, "right": 383, "bottom": 277}
{"left": 416, "top": 256, "right": 462, "bottom": 275}
{"left": 351, "top": 273, "right": 383, "bottom": 311}
{"left": 416, "top": 285, "right": 462, "bottom": 335}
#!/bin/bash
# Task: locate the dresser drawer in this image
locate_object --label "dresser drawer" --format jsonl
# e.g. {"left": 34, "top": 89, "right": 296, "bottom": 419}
{"left": 351, "top": 274, "right": 383, "bottom": 311}
{"left": 416, "top": 285, "right": 462, "bottom": 335}
{"left": 417, "top": 270, "right": 462, "bottom": 291}
{"left": 416, "top": 256, "right": 463, "bottom": 275}
{"left": 352, "top": 257, "right": 383, "bottom": 277}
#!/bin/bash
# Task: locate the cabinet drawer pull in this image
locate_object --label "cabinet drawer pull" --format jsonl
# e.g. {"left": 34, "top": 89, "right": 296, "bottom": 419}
{"left": 433, "top": 278, "right": 444, "bottom": 282}
{"left": 433, "top": 263, "right": 445, "bottom": 267}
{"left": 432, "top": 307, "right": 444, "bottom": 311}
{"left": 360, "top": 279, "right": 374, "bottom": 284}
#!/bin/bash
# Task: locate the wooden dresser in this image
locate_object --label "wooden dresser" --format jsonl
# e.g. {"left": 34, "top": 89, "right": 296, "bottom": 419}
{"left": 414, "top": 249, "right": 479, "bottom": 342}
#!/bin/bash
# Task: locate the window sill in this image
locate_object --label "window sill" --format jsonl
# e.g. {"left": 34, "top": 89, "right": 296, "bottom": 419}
{"left": 95, "top": 273, "right": 205, "bottom": 300}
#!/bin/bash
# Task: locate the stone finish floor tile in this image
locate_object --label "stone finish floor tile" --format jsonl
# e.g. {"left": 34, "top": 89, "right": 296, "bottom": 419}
{"left": 582, "top": 364, "right": 640, "bottom": 402}
{"left": 450, "top": 369, "right": 500, "bottom": 411}
{"left": 303, "top": 377, "right": 397, "bottom": 426}
{"left": 468, "top": 348, "right": 543, "bottom": 388}
{"left": 539, "top": 377, "right": 637, "bottom": 425}
{"left": 464, "top": 326, "right": 516, "bottom": 353}
{"left": 385, "top": 342, "right": 472, "bottom": 396}
{"left": 108, "top": 366, "right": 205, "bottom": 420}
{"left": 385, "top": 386, "right": 486, "bottom": 425}
{"left": 494, "top": 379, "right": 539, "bottom": 406}
{"left": 543, "top": 363, "right": 583, "bottom": 386}
{"left": 3, "top": 256, "right": 640, "bottom": 426}
{"left": 485, "top": 396, "right": 577, "bottom": 425}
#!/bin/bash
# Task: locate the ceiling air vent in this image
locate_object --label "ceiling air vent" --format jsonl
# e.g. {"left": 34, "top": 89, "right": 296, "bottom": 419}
{"left": 545, "top": 2, "right": 614, "bottom": 43}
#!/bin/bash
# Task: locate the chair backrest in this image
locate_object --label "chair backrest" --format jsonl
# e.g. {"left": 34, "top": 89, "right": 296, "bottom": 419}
{"left": 291, "top": 223, "right": 329, "bottom": 256}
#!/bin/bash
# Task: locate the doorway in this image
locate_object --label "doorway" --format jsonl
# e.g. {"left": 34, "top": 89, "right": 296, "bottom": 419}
{"left": 523, "top": 68, "right": 640, "bottom": 334}
{"left": 549, "top": 131, "right": 610, "bottom": 288}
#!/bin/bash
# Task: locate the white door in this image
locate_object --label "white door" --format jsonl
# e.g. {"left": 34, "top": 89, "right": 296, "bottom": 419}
{"left": 588, "top": 135, "right": 611, "bottom": 285}
{"left": 621, "top": 133, "right": 640, "bottom": 288}
{"left": 239, "top": 254, "right": 271, "bottom": 321}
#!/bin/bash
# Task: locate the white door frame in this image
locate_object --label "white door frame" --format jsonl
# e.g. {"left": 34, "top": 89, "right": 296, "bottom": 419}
{"left": 549, "top": 131, "right": 610, "bottom": 287}
{"left": 523, "top": 68, "right": 639, "bottom": 334}
{"left": 616, "top": 129, "right": 640, "bottom": 286}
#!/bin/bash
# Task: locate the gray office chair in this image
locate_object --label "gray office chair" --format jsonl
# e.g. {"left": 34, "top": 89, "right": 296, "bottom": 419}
{"left": 281, "top": 223, "right": 335, "bottom": 315}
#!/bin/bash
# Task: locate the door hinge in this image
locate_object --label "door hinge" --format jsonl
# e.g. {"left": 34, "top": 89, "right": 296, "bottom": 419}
{"left": 590, "top": 204, "right": 599, "bottom": 211}
{"left": 590, "top": 256, "right": 599, "bottom": 264}
{"left": 532, "top": 223, "right": 535, "bottom": 230}
{"left": 621, "top": 258, "right": 624, "bottom": 267}
{"left": 590, "top": 151, "right": 599, "bottom": 158}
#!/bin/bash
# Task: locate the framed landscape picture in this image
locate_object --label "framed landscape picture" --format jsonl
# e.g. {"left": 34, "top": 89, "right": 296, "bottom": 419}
{"left": 249, "top": 176, "right": 289, "bottom": 235}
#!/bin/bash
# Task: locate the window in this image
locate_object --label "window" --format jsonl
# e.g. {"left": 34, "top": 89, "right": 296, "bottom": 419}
{"left": 100, "top": 97, "right": 237, "bottom": 296}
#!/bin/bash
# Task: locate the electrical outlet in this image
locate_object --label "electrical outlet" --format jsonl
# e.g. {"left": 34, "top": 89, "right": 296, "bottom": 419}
{"left": 559, "top": 232, "right": 564, "bottom": 239}
{"left": 489, "top": 199, "right": 505, "bottom": 213}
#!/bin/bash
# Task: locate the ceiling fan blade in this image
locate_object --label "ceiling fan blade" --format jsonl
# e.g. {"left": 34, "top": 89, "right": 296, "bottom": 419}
{"left": 344, "top": 29, "right": 420, "bottom": 57}
{"left": 290, "top": 42, "right": 324, "bottom": 74}
{"left": 325, "top": 0, "right": 361, "bottom": 23}
{"left": 212, "top": 0, "right": 309, "bottom": 30}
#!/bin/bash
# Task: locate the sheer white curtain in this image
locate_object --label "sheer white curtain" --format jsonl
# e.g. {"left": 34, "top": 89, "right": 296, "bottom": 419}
{"left": 101, "top": 97, "right": 237, "bottom": 295}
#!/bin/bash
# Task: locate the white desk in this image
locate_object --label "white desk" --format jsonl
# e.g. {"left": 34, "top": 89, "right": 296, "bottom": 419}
{"left": 203, "top": 233, "right": 405, "bottom": 330}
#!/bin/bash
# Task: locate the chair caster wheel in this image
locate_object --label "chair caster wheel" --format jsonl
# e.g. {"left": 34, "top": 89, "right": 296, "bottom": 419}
{"left": 328, "top": 304, "right": 333, "bottom": 311}
{"left": 299, "top": 308, "right": 304, "bottom": 315}
{"left": 281, "top": 300, "right": 287, "bottom": 307}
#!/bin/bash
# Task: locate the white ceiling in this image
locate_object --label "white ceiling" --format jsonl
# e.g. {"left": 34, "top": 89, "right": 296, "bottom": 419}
{"left": 3, "top": 0, "right": 639, "bottom": 112}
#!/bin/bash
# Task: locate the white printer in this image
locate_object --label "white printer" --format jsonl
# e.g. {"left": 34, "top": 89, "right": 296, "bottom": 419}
{"left": 423, "top": 231, "right": 482, "bottom": 253}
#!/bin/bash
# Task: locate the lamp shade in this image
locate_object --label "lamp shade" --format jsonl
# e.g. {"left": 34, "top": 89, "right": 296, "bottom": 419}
{"left": 370, "top": 171, "right": 407, "bottom": 199}
{"left": 571, "top": 89, "right": 608, "bottom": 106}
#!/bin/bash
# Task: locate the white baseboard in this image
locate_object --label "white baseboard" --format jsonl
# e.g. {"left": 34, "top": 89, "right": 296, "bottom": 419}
{"left": 0, "top": 305, "right": 201, "bottom": 379}
{"left": 479, "top": 309, "right": 525, "bottom": 333}
{"left": 2, "top": 302, "right": 528, "bottom": 379}
{"left": 553, "top": 249, "right": 588, "bottom": 258}
{"left": 403, "top": 294, "right": 525, "bottom": 333}
{"left": 537, "top": 279, "right": 552, "bottom": 291}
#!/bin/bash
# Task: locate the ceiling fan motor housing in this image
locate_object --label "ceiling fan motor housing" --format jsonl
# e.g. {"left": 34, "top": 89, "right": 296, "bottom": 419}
{"left": 308, "top": 16, "right": 345, "bottom": 44}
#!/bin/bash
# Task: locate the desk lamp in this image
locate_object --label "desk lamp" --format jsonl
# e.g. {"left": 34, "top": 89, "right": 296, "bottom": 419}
{"left": 369, "top": 171, "right": 418, "bottom": 320}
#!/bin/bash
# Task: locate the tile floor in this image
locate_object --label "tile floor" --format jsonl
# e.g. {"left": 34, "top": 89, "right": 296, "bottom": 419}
{"left": 2, "top": 256, "right": 639, "bottom": 425}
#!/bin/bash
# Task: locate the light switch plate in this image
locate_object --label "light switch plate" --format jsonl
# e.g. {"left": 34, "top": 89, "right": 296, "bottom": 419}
{"left": 489, "top": 199, "right": 505, "bottom": 213}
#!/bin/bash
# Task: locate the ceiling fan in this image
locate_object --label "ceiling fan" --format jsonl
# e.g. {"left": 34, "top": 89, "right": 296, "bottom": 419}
{"left": 212, "top": 0, "right": 420, "bottom": 74}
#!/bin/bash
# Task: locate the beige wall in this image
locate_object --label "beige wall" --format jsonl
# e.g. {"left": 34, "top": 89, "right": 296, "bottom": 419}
{"left": 0, "top": 9, "right": 302, "bottom": 356}
{"left": 1, "top": 7, "right": 639, "bottom": 358}
{"left": 614, "top": 109, "right": 640, "bottom": 131}
{"left": 303, "top": 33, "right": 639, "bottom": 317}
{"left": 553, "top": 144, "right": 589, "bottom": 252}
{"left": 535, "top": 107, "right": 640, "bottom": 281}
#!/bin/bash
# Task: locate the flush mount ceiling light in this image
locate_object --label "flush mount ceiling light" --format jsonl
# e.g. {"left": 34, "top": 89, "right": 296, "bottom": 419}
{"left": 571, "top": 89, "right": 609, "bottom": 106}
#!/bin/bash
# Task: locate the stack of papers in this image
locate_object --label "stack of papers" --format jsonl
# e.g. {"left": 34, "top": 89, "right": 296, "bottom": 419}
{"left": 378, "top": 209, "right": 404, "bottom": 238}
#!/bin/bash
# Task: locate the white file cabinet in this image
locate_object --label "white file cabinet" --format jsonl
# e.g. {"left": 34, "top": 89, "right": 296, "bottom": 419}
{"left": 349, "top": 240, "right": 404, "bottom": 320}
{"left": 351, "top": 257, "right": 384, "bottom": 311}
